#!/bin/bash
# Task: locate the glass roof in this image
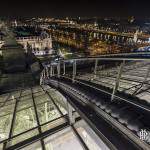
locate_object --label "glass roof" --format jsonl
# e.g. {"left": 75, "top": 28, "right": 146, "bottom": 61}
{"left": 0, "top": 85, "right": 109, "bottom": 150}
{"left": 0, "top": 85, "right": 68, "bottom": 149}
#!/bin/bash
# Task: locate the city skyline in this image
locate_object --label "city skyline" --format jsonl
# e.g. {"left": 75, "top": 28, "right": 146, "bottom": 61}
{"left": 0, "top": 4, "right": 150, "bottom": 150}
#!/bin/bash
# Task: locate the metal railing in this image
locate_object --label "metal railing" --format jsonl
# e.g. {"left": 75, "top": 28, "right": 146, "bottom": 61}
{"left": 40, "top": 55, "right": 150, "bottom": 102}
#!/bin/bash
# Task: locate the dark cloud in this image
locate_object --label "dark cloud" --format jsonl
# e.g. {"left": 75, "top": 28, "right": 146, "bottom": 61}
{"left": 0, "top": 0, "right": 150, "bottom": 18}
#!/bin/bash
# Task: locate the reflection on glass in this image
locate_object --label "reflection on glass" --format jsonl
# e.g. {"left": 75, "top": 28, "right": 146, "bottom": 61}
{"left": 76, "top": 127, "right": 101, "bottom": 150}
{"left": 13, "top": 107, "right": 37, "bottom": 136}
{"left": 17, "top": 99, "right": 33, "bottom": 111}
{"left": 74, "top": 120, "right": 110, "bottom": 150}
{"left": 19, "top": 94, "right": 32, "bottom": 101}
{"left": 55, "top": 102, "right": 67, "bottom": 115}
{"left": 33, "top": 91, "right": 45, "bottom": 98}
{"left": 41, "top": 117, "right": 66, "bottom": 132}
{"left": 44, "top": 128, "right": 83, "bottom": 150}
{"left": 20, "top": 141, "right": 42, "bottom": 150}
{"left": 0, "top": 85, "right": 73, "bottom": 149}
{"left": 34, "top": 93, "right": 49, "bottom": 105}
{"left": 32, "top": 86, "right": 43, "bottom": 93}
{"left": 0, "top": 93, "right": 10, "bottom": 103}
{"left": 41, "top": 85, "right": 51, "bottom": 91}
{"left": 9, "top": 129, "right": 39, "bottom": 146}
{"left": 21, "top": 89, "right": 32, "bottom": 96}
{"left": 0, "top": 99, "right": 15, "bottom": 108}
{"left": 46, "top": 89, "right": 68, "bottom": 115}
{"left": 37, "top": 102, "right": 61, "bottom": 125}
{"left": 0, "top": 114, "right": 12, "bottom": 141}
{"left": 0, "top": 103, "right": 15, "bottom": 117}
{"left": 44, "top": 127, "right": 84, "bottom": 150}
{"left": 12, "top": 91, "right": 21, "bottom": 98}
{"left": 0, "top": 96, "right": 15, "bottom": 142}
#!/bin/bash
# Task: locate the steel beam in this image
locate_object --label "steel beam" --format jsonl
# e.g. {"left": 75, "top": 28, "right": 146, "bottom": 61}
{"left": 71, "top": 126, "right": 89, "bottom": 150}
{"left": 46, "top": 67, "right": 49, "bottom": 79}
{"left": 31, "top": 88, "right": 46, "bottom": 150}
{"left": 57, "top": 61, "right": 61, "bottom": 78}
{"left": 62, "top": 55, "right": 150, "bottom": 63}
{"left": 52, "top": 66, "right": 55, "bottom": 76}
{"left": 133, "top": 65, "right": 150, "bottom": 95}
{"left": 3, "top": 91, "right": 22, "bottom": 149}
{"left": 67, "top": 102, "right": 75, "bottom": 125}
{"left": 94, "top": 59, "right": 98, "bottom": 79}
{"left": 111, "top": 60, "right": 125, "bottom": 101}
{"left": 63, "top": 62, "right": 66, "bottom": 75}
{"left": 6, "top": 123, "right": 69, "bottom": 150}
{"left": 72, "top": 60, "right": 76, "bottom": 83}
{"left": 40, "top": 72, "right": 43, "bottom": 85}
{"left": 50, "top": 65, "right": 53, "bottom": 77}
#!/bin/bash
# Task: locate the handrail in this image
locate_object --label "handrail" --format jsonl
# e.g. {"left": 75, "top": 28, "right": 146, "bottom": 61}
{"left": 55, "top": 52, "right": 150, "bottom": 63}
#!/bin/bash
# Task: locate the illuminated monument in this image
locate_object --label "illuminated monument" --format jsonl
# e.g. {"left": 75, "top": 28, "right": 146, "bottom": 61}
{"left": 16, "top": 31, "right": 53, "bottom": 56}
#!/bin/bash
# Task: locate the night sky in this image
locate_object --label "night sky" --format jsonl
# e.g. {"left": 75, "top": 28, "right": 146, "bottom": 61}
{"left": 0, "top": 0, "right": 150, "bottom": 18}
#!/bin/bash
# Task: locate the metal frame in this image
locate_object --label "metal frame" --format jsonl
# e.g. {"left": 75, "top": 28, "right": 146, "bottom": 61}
{"left": 72, "top": 60, "right": 77, "bottom": 83}
{"left": 42, "top": 56, "right": 150, "bottom": 104}
{"left": 0, "top": 86, "right": 71, "bottom": 150}
{"left": 94, "top": 59, "right": 98, "bottom": 79}
{"left": 47, "top": 77, "right": 150, "bottom": 150}
{"left": 3, "top": 91, "right": 22, "bottom": 149}
{"left": 67, "top": 102, "right": 75, "bottom": 125}
{"left": 21, "top": 55, "right": 150, "bottom": 150}
{"left": 63, "top": 61, "right": 66, "bottom": 75}
{"left": 57, "top": 61, "right": 61, "bottom": 78}
{"left": 71, "top": 125, "right": 89, "bottom": 150}
{"left": 111, "top": 60, "right": 125, "bottom": 101}
{"left": 31, "top": 87, "right": 46, "bottom": 150}
{"left": 132, "top": 65, "right": 150, "bottom": 95}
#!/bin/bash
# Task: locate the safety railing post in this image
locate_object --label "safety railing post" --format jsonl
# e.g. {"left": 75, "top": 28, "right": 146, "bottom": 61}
{"left": 57, "top": 61, "right": 61, "bottom": 78}
{"left": 50, "top": 65, "right": 53, "bottom": 77}
{"left": 63, "top": 61, "right": 66, "bottom": 75}
{"left": 40, "top": 71, "right": 43, "bottom": 85}
{"left": 94, "top": 59, "right": 98, "bottom": 79}
{"left": 72, "top": 60, "right": 76, "bottom": 83}
{"left": 111, "top": 60, "right": 125, "bottom": 101}
{"left": 67, "top": 102, "right": 75, "bottom": 125}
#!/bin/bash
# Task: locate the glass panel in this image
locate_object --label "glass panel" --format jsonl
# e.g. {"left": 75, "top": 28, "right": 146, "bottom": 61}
{"left": 19, "top": 94, "right": 32, "bottom": 101}
{"left": 32, "top": 86, "right": 43, "bottom": 93}
{"left": 20, "top": 141, "right": 42, "bottom": 150}
{"left": 33, "top": 91, "right": 45, "bottom": 97}
{"left": 41, "top": 117, "right": 66, "bottom": 132}
{"left": 34, "top": 93, "right": 49, "bottom": 105}
{"left": 74, "top": 120, "right": 110, "bottom": 150}
{"left": 13, "top": 107, "right": 37, "bottom": 136}
{"left": 0, "top": 100, "right": 15, "bottom": 112}
{"left": 76, "top": 127, "right": 101, "bottom": 150}
{"left": 0, "top": 143, "right": 3, "bottom": 149}
{"left": 8, "top": 91, "right": 21, "bottom": 100}
{"left": 0, "top": 114, "right": 12, "bottom": 141}
{"left": 55, "top": 102, "right": 67, "bottom": 115}
{"left": 46, "top": 89, "right": 67, "bottom": 105}
{"left": 8, "top": 128, "right": 39, "bottom": 146}
{"left": 46, "top": 89, "right": 68, "bottom": 114}
{"left": 36, "top": 101, "right": 61, "bottom": 125}
{"left": 44, "top": 127, "right": 84, "bottom": 150}
{"left": 0, "top": 93, "right": 16, "bottom": 141}
{"left": 21, "top": 89, "right": 32, "bottom": 96}
{"left": 45, "top": 88, "right": 57, "bottom": 94}
{"left": 17, "top": 99, "right": 33, "bottom": 112}
{"left": 41, "top": 85, "right": 51, "bottom": 91}
{"left": 0, "top": 103, "right": 15, "bottom": 117}
{"left": 0, "top": 93, "right": 10, "bottom": 103}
